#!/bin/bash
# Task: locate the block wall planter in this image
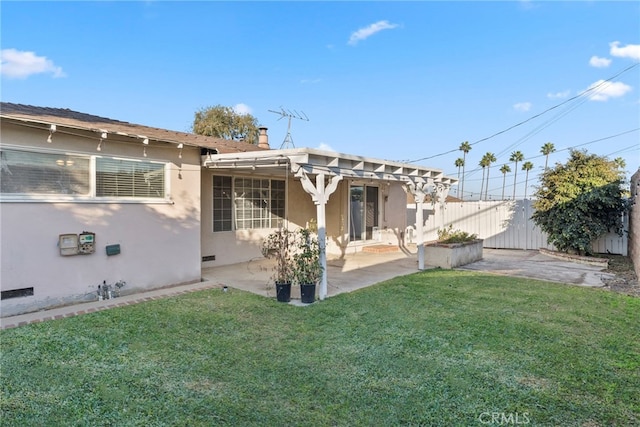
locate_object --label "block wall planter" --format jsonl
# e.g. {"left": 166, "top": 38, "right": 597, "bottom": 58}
{"left": 425, "top": 239, "right": 483, "bottom": 269}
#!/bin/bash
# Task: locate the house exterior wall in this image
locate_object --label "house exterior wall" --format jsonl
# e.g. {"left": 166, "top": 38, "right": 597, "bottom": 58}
{"left": 200, "top": 169, "right": 411, "bottom": 267}
{"left": 629, "top": 170, "right": 640, "bottom": 277}
{"left": 1, "top": 122, "right": 202, "bottom": 316}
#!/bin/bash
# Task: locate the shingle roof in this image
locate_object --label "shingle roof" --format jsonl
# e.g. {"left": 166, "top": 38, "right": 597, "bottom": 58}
{"left": 0, "top": 102, "right": 267, "bottom": 154}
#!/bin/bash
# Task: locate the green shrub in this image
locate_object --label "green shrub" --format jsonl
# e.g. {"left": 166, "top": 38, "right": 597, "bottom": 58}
{"left": 437, "top": 224, "right": 478, "bottom": 244}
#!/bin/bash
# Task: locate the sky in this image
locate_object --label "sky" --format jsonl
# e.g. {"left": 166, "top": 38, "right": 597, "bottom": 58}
{"left": 1, "top": 1, "right": 639, "bottom": 200}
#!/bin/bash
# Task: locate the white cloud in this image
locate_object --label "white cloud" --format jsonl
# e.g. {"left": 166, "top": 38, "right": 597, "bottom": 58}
{"left": 348, "top": 20, "right": 398, "bottom": 46}
{"left": 234, "top": 103, "right": 252, "bottom": 115}
{"left": 584, "top": 79, "right": 633, "bottom": 101}
{"left": 609, "top": 41, "right": 640, "bottom": 61}
{"left": 317, "top": 143, "right": 337, "bottom": 152}
{"left": 589, "top": 55, "right": 611, "bottom": 68}
{"left": 547, "top": 90, "right": 570, "bottom": 99}
{"left": 0, "top": 48, "right": 65, "bottom": 79}
{"left": 300, "top": 78, "right": 322, "bottom": 84}
{"left": 513, "top": 102, "right": 532, "bottom": 112}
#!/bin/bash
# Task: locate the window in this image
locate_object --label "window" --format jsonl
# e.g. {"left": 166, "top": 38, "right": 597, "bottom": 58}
{"left": 213, "top": 176, "right": 232, "bottom": 232}
{"left": 0, "top": 149, "right": 90, "bottom": 195}
{"left": 96, "top": 158, "right": 165, "bottom": 198}
{"left": 1, "top": 148, "right": 168, "bottom": 201}
{"left": 212, "top": 175, "right": 285, "bottom": 231}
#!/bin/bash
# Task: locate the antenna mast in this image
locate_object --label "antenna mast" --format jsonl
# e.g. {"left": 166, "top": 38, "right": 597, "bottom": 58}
{"left": 268, "top": 107, "right": 309, "bottom": 149}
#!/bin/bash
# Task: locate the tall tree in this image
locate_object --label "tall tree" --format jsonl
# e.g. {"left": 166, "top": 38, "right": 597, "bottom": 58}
{"left": 521, "top": 161, "right": 534, "bottom": 199}
{"left": 479, "top": 157, "right": 489, "bottom": 201}
{"left": 532, "top": 149, "right": 628, "bottom": 255}
{"left": 540, "top": 142, "right": 555, "bottom": 170}
{"left": 482, "top": 152, "right": 496, "bottom": 200}
{"left": 454, "top": 157, "right": 465, "bottom": 198}
{"left": 458, "top": 141, "right": 472, "bottom": 200}
{"left": 500, "top": 164, "right": 511, "bottom": 200}
{"left": 509, "top": 150, "right": 524, "bottom": 199}
{"left": 192, "top": 105, "right": 261, "bottom": 143}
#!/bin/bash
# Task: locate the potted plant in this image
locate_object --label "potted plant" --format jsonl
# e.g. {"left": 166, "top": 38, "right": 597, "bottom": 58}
{"left": 261, "top": 228, "right": 295, "bottom": 302}
{"left": 292, "top": 228, "right": 323, "bottom": 304}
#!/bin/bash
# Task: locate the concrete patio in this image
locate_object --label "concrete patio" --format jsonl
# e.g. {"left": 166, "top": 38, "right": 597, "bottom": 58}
{"left": 201, "top": 247, "right": 422, "bottom": 302}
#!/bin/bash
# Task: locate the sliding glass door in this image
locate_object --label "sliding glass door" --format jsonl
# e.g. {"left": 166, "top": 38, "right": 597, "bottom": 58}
{"left": 349, "top": 184, "right": 379, "bottom": 241}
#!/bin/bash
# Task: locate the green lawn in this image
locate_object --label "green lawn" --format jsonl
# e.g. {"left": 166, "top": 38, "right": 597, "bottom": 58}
{"left": 2, "top": 270, "right": 639, "bottom": 426}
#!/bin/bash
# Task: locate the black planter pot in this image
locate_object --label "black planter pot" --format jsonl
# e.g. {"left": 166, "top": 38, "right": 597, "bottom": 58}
{"left": 300, "top": 283, "right": 316, "bottom": 304}
{"left": 275, "top": 282, "right": 292, "bottom": 302}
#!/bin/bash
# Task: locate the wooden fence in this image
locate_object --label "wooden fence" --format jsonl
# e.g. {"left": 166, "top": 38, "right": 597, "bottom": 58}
{"left": 407, "top": 199, "right": 628, "bottom": 255}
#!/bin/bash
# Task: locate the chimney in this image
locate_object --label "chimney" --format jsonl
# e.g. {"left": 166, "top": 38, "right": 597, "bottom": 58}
{"left": 258, "top": 126, "right": 270, "bottom": 149}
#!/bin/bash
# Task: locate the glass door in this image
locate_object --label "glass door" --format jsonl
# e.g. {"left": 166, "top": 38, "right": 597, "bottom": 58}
{"left": 349, "top": 184, "right": 379, "bottom": 241}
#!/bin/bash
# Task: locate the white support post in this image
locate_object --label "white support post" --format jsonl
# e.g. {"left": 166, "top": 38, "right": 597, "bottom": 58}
{"left": 296, "top": 170, "right": 342, "bottom": 300}
{"left": 404, "top": 180, "right": 435, "bottom": 270}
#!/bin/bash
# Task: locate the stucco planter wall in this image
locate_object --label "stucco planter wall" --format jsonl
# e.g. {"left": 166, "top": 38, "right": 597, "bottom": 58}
{"left": 425, "top": 239, "right": 483, "bottom": 269}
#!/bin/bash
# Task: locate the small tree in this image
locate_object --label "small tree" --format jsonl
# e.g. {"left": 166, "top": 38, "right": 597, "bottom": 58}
{"left": 193, "top": 105, "right": 261, "bottom": 143}
{"left": 531, "top": 149, "right": 628, "bottom": 255}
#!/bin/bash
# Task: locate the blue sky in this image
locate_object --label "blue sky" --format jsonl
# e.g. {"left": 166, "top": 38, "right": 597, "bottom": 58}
{"left": 2, "top": 1, "right": 639, "bottom": 200}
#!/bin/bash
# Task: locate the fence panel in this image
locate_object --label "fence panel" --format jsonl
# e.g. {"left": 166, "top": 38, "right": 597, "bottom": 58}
{"left": 408, "top": 199, "right": 627, "bottom": 255}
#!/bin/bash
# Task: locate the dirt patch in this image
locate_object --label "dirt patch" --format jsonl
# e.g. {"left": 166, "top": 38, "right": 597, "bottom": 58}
{"left": 600, "top": 254, "right": 639, "bottom": 297}
{"left": 541, "top": 250, "right": 639, "bottom": 297}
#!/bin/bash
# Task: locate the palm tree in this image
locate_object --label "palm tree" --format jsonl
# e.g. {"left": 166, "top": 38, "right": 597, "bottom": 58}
{"left": 509, "top": 151, "right": 524, "bottom": 199}
{"left": 479, "top": 157, "right": 489, "bottom": 201}
{"left": 500, "top": 164, "right": 511, "bottom": 200}
{"left": 454, "top": 157, "right": 464, "bottom": 197}
{"left": 482, "top": 152, "right": 496, "bottom": 200}
{"left": 521, "top": 161, "right": 534, "bottom": 199}
{"left": 458, "top": 141, "right": 472, "bottom": 200}
{"left": 540, "top": 142, "right": 555, "bottom": 170}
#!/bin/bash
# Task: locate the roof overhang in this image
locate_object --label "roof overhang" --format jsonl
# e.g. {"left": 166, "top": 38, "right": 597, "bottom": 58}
{"left": 202, "top": 147, "right": 457, "bottom": 186}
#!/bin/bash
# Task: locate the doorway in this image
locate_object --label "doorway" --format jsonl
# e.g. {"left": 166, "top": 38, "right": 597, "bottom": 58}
{"left": 349, "top": 184, "right": 379, "bottom": 241}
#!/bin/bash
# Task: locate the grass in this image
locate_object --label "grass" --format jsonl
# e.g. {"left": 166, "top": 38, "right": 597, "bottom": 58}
{"left": 2, "top": 269, "right": 639, "bottom": 426}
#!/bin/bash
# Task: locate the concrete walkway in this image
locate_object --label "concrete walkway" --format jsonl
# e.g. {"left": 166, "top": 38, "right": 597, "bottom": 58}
{"left": 458, "top": 248, "right": 614, "bottom": 286}
{"left": 1, "top": 248, "right": 613, "bottom": 330}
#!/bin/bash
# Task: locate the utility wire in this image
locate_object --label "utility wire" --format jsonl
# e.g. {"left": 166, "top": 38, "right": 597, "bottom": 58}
{"left": 407, "top": 62, "right": 639, "bottom": 164}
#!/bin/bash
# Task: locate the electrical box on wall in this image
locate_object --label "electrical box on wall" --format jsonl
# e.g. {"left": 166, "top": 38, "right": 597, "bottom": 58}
{"left": 58, "top": 232, "right": 96, "bottom": 256}
{"left": 78, "top": 232, "right": 95, "bottom": 254}
{"left": 59, "top": 234, "right": 79, "bottom": 256}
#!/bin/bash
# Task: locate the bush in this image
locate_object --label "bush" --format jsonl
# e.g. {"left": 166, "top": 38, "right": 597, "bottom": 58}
{"left": 437, "top": 224, "right": 478, "bottom": 244}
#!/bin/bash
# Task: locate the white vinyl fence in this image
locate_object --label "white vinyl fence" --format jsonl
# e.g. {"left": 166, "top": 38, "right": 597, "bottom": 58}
{"left": 407, "top": 199, "right": 628, "bottom": 255}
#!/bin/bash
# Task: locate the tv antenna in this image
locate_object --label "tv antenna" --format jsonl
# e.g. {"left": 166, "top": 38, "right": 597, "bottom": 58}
{"left": 268, "top": 107, "right": 309, "bottom": 149}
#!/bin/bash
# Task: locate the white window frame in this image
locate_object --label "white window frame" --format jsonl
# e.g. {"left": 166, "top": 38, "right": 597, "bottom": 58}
{"left": 212, "top": 174, "right": 286, "bottom": 232}
{"left": 0, "top": 146, "right": 171, "bottom": 203}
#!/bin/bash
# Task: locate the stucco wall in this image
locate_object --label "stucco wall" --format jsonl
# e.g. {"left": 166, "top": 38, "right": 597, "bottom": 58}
{"left": 1, "top": 122, "right": 202, "bottom": 316}
{"left": 629, "top": 169, "right": 640, "bottom": 277}
{"left": 200, "top": 170, "right": 411, "bottom": 267}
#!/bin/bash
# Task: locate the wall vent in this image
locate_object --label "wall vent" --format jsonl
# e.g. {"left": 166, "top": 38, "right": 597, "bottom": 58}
{"left": 1, "top": 287, "right": 34, "bottom": 300}
{"left": 202, "top": 255, "right": 216, "bottom": 262}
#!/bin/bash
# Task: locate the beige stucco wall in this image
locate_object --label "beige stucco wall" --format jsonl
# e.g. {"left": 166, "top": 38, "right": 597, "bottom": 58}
{"left": 1, "top": 122, "right": 202, "bottom": 316}
{"left": 200, "top": 169, "right": 410, "bottom": 267}
{"left": 629, "top": 169, "right": 640, "bottom": 277}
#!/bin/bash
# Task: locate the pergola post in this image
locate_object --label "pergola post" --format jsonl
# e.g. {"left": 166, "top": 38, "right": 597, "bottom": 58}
{"left": 297, "top": 171, "right": 342, "bottom": 300}
{"left": 404, "top": 180, "right": 435, "bottom": 270}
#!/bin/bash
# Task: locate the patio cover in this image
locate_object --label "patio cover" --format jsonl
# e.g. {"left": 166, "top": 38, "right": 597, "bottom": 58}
{"left": 202, "top": 148, "right": 458, "bottom": 300}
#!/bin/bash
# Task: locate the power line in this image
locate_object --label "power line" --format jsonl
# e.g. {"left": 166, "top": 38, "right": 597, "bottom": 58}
{"left": 407, "top": 62, "right": 639, "bottom": 164}
{"left": 447, "top": 128, "right": 640, "bottom": 177}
